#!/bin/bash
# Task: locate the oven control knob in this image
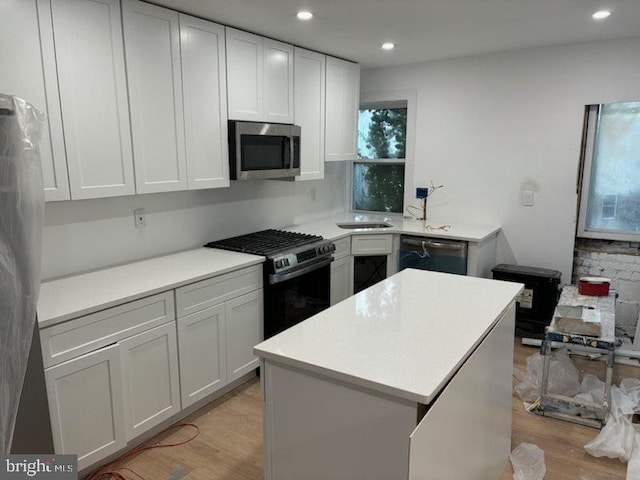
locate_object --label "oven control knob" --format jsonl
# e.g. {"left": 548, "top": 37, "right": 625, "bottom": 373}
{"left": 276, "top": 260, "right": 283, "bottom": 268}
{"left": 284, "top": 259, "right": 290, "bottom": 266}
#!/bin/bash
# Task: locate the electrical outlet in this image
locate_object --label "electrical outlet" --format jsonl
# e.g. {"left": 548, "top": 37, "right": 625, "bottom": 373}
{"left": 416, "top": 187, "right": 428, "bottom": 199}
{"left": 134, "top": 208, "right": 146, "bottom": 228}
{"left": 522, "top": 191, "right": 534, "bottom": 207}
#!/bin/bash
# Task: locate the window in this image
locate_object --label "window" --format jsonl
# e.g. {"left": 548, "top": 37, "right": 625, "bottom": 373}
{"left": 578, "top": 101, "right": 640, "bottom": 240}
{"left": 352, "top": 101, "right": 408, "bottom": 213}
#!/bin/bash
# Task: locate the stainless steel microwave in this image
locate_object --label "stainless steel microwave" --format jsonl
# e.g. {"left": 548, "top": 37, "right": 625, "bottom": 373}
{"left": 229, "top": 121, "right": 301, "bottom": 180}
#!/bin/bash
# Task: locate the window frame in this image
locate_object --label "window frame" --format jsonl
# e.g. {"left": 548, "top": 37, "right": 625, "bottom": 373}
{"left": 577, "top": 103, "right": 640, "bottom": 241}
{"left": 350, "top": 90, "right": 416, "bottom": 214}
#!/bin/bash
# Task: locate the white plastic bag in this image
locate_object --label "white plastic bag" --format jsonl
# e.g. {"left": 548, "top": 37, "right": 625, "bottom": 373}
{"left": 510, "top": 442, "right": 546, "bottom": 480}
{"left": 515, "top": 349, "right": 581, "bottom": 403}
{"left": 620, "top": 378, "right": 640, "bottom": 411}
{"left": 584, "top": 387, "right": 636, "bottom": 462}
{"left": 627, "top": 431, "right": 640, "bottom": 480}
{"left": 580, "top": 374, "right": 605, "bottom": 405}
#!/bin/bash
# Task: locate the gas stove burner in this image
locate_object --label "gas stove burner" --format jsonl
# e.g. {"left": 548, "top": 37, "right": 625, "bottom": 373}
{"left": 205, "top": 229, "right": 335, "bottom": 278}
{"left": 205, "top": 229, "right": 324, "bottom": 256}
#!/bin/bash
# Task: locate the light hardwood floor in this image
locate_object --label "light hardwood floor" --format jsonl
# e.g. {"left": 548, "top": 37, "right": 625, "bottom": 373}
{"left": 110, "top": 341, "right": 629, "bottom": 480}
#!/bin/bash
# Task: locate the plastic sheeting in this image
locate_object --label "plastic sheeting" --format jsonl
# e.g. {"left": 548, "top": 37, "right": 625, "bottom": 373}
{"left": 510, "top": 443, "right": 546, "bottom": 480}
{"left": 584, "top": 378, "right": 640, "bottom": 468}
{"left": 0, "top": 94, "right": 44, "bottom": 453}
{"left": 514, "top": 348, "right": 581, "bottom": 403}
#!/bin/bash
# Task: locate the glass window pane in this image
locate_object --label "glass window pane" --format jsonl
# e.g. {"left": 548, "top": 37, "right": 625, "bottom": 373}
{"left": 358, "top": 108, "right": 407, "bottom": 159}
{"left": 587, "top": 102, "right": 640, "bottom": 233}
{"left": 353, "top": 163, "right": 405, "bottom": 213}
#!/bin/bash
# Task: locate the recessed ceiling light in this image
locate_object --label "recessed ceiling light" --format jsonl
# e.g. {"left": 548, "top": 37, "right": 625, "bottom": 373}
{"left": 297, "top": 11, "right": 313, "bottom": 20}
{"left": 592, "top": 10, "right": 612, "bottom": 19}
{"left": 381, "top": 42, "right": 395, "bottom": 51}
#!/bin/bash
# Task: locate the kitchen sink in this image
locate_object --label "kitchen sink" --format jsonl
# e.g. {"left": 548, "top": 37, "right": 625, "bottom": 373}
{"left": 336, "top": 221, "right": 393, "bottom": 229}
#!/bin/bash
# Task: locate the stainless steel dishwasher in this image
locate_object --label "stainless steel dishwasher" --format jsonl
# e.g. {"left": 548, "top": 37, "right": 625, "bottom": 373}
{"left": 398, "top": 235, "right": 468, "bottom": 275}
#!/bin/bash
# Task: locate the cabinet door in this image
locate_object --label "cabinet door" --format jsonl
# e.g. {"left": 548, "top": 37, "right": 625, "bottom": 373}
{"left": 49, "top": 0, "right": 135, "bottom": 199}
{"left": 180, "top": 14, "right": 230, "bottom": 190}
{"left": 226, "top": 289, "right": 263, "bottom": 382}
{"left": 177, "top": 303, "right": 227, "bottom": 408}
{"left": 5, "top": 0, "right": 70, "bottom": 201}
{"left": 325, "top": 57, "right": 360, "bottom": 161}
{"left": 226, "top": 27, "right": 262, "bottom": 121}
{"left": 263, "top": 39, "right": 294, "bottom": 123}
{"left": 45, "top": 344, "right": 125, "bottom": 471}
{"left": 123, "top": 0, "right": 187, "bottom": 194}
{"left": 330, "top": 255, "right": 353, "bottom": 305}
{"left": 51, "top": 0, "right": 135, "bottom": 199}
{"left": 294, "top": 48, "right": 325, "bottom": 181}
{"left": 120, "top": 322, "right": 180, "bottom": 441}
{"left": 341, "top": 61, "right": 360, "bottom": 159}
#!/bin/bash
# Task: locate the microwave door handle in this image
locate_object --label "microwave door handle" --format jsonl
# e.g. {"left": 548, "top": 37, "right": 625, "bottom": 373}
{"left": 290, "top": 135, "right": 296, "bottom": 169}
{"left": 283, "top": 136, "right": 292, "bottom": 168}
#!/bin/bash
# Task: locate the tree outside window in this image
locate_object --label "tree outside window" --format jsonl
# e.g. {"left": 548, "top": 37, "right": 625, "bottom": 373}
{"left": 353, "top": 106, "right": 407, "bottom": 213}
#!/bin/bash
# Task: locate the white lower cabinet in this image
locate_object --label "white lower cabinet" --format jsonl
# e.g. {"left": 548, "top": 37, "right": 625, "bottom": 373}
{"left": 42, "top": 292, "right": 177, "bottom": 471}
{"left": 119, "top": 322, "right": 180, "bottom": 441}
{"left": 330, "top": 256, "right": 352, "bottom": 305}
{"left": 42, "top": 264, "right": 263, "bottom": 472}
{"left": 45, "top": 344, "right": 126, "bottom": 471}
{"left": 226, "top": 290, "right": 263, "bottom": 382}
{"left": 330, "top": 237, "right": 353, "bottom": 305}
{"left": 175, "top": 266, "right": 263, "bottom": 404}
{"left": 177, "top": 303, "right": 227, "bottom": 408}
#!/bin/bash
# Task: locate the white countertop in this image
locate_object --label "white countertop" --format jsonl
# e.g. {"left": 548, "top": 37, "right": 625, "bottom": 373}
{"left": 254, "top": 268, "right": 522, "bottom": 404}
{"left": 38, "top": 248, "right": 264, "bottom": 328}
{"left": 285, "top": 213, "right": 500, "bottom": 243}
{"left": 38, "top": 214, "right": 501, "bottom": 329}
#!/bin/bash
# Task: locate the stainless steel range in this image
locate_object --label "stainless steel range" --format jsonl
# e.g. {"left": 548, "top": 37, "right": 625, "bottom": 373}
{"left": 205, "top": 229, "right": 335, "bottom": 338}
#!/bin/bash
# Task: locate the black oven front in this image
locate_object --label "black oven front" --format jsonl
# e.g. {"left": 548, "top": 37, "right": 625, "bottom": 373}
{"left": 263, "top": 258, "right": 331, "bottom": 339}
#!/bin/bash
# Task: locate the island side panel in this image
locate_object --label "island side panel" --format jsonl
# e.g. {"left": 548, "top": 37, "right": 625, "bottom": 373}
{"left": 262, "top": 361, "right": 418, "bottom": 480}
{"left": 408, "top": 302, "right": 515, "bottom": 480}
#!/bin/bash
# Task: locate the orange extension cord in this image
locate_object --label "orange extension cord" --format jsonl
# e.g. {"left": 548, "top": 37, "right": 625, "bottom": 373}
{"left": 84, "top": 423, "right": 200, "bottom": 480}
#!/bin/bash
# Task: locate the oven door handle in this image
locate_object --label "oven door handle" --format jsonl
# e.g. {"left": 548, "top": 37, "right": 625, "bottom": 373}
{"left": 269, "top": 257, "right": 334, "bottom": 284}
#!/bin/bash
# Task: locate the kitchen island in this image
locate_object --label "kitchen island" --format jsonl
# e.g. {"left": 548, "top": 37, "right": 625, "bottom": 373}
{"left": 254, "top": 269, "right": 523, "bottom": 480}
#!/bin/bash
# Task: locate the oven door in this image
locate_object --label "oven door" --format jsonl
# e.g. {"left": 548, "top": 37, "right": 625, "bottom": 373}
{"left": 264, "top": 258, "right": 331, "bottom": 339}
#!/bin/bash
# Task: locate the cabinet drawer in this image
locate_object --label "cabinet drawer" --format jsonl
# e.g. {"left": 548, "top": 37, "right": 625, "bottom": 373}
{"left": 40, "top": 291, "right": 175, "bottom": 368}
{"left": 351, "top": 234, "right": 393, "bottom": 255}
{"left": 176, "top": 265, "right": 262, "bottom": 318}
{"left": 332, "top": 237, "right": 351, "bottom": 259}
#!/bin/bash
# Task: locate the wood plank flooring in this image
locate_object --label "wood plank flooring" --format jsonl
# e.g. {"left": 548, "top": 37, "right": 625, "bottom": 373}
{"left": 107, "top": 341, "right": 630, "bottom": 480}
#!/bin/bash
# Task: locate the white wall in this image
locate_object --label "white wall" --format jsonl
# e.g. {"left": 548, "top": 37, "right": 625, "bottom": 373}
{"left": 361, "top": 38, "right": 640, "bottom": 283}
{"left": 42, "top": 163, "right": 347, "bottom": 279}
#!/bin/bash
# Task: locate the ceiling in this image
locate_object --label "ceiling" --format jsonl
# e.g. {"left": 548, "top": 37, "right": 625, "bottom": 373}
{"left": 150, "top": 0, "right": 640, "bottom": 68}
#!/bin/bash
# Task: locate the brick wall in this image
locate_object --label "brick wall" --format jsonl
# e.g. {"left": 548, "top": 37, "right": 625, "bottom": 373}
{"left": 573, "top": 238, "right": 640, "bottom": 339}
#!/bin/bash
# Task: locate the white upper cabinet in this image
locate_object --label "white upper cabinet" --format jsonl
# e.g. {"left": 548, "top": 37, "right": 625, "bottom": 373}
{"left": 226, "top": 27, "right": 294, "bottom": 123}
{"left": 294, "top": 48, "right": 326, "bottom": 181}
{"left": 325, "top": 56, "right": 360, "bottom": 161}
{"left": 46, "top": 0, "right": 135, "bottom": 199}
{"left": 262, "top": 38, "right": 294, "bottom": 123}
{"left": 2, "top": 0, "right": 70, "bottom": 201}
{"left": 123, "top": 0, "right": 188, "bottom": 194}
{"left": 179, "top": 14, "right": 230, "bottom": 189}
